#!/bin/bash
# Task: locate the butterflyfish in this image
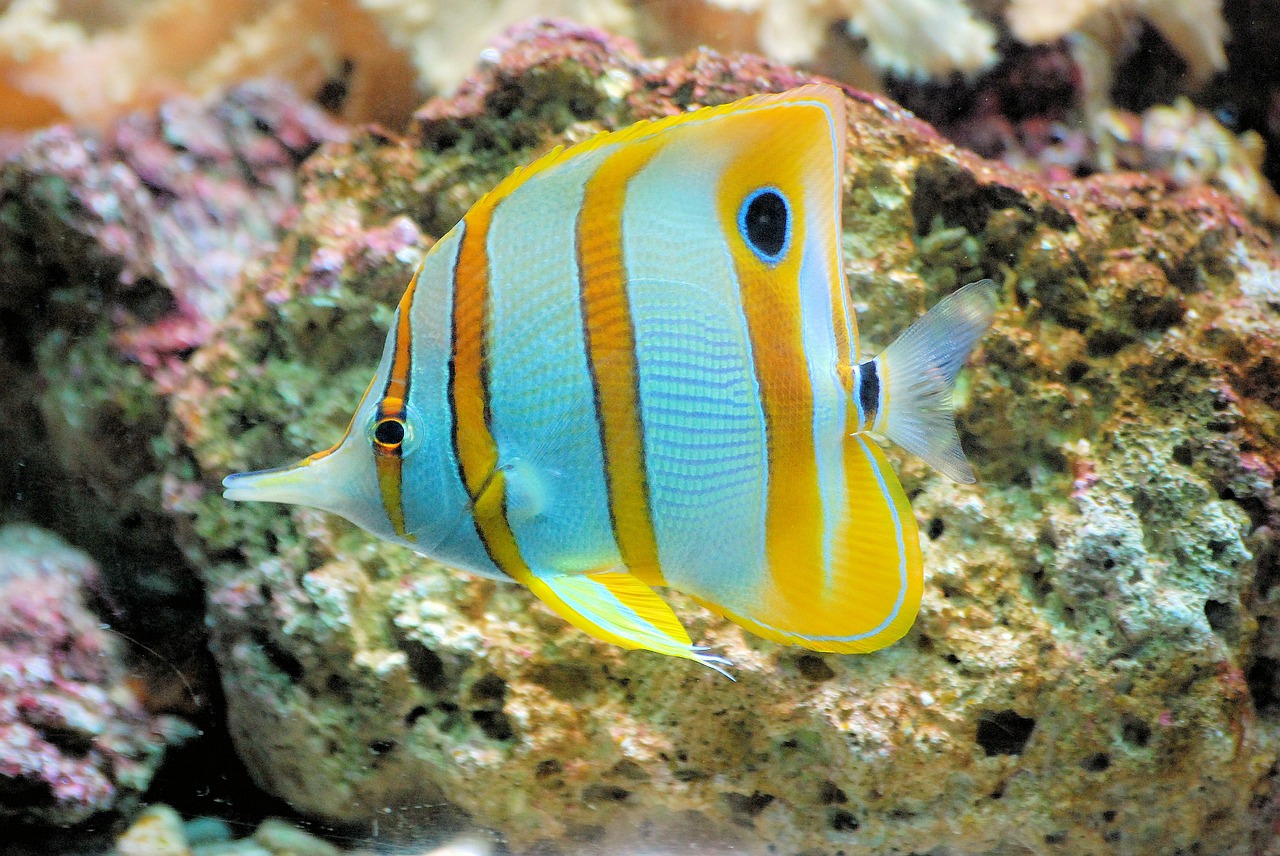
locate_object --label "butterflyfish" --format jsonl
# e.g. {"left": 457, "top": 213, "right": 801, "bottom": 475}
{"left": 224, "top": 83, "right": 998, "bottom": 674}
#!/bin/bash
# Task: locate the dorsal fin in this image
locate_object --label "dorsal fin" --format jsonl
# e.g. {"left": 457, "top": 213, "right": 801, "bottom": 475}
{"left": 471, "top": 83, "right": 848, "bottom": 208}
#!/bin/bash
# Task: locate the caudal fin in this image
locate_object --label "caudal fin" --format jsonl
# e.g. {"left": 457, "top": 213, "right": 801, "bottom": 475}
{"left": 869, "top": 279, "right": 998, "bottom": 483}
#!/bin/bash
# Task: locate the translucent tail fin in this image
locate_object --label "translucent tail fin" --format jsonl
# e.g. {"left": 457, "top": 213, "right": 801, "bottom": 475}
{"left": 870, "top": 279, "right": 998, "bottom": 484}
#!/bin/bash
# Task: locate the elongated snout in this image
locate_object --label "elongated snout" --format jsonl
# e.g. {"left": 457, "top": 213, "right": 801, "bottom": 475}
{"left": 223, "top": 437, "right": 380, "bottom": 528}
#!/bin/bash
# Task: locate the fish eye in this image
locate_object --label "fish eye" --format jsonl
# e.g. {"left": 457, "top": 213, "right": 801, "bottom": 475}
{"left": 374, "top": 418, "right": 405, "bottom": 447}
{"left": 366, "top": 403, "right": 422, "bottom": 458}
{"left": 738, "top": 187, "right": 790, "bottom": 264}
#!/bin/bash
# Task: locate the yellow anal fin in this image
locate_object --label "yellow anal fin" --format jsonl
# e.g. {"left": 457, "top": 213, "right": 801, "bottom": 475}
{"left": 527, "top": 570, "right": 732, "bottom": 676}
{"left": 686, "top": 437, "right": 923, "bottom": 655}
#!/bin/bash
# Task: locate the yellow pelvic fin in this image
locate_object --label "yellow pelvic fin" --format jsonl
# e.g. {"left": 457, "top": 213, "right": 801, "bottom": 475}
{"left": 526, "top": 570, "right": 732, "bottom": 676}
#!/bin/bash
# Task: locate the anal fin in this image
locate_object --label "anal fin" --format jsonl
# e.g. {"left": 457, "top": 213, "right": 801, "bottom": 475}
{"left": 680, "top": 437, "right": 922, "bottom": 655}
{"left": 527, "top": 570, "right": 732, "bottom": 676}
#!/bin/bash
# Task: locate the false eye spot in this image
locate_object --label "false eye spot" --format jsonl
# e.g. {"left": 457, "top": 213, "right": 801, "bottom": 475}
{"left": 373, "top": 418, "right": 406, "bottom": 448}
{"left": 739, "top": 187, "right": 790, "bottom": 264}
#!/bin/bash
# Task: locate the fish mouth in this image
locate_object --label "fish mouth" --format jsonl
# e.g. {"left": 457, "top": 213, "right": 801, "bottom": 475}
{"left": 222, "top": 438, "right": 368, "bottom": 519}
{"left": 223, "top": 461, "right": 322, "bottom": 507}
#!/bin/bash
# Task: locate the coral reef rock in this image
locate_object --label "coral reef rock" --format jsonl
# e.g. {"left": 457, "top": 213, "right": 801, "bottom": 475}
{"left": 161, "top": 19, "right": 1280, "bottom": 856}
{"left": 666, "top": 0, "right": 999, "bottom": 80}
{"left": 0, "top": 78, "right": 347, "bottom": 654}
{"left": 0, "top": 526, "right": 190, "bottom": 827}
{"left": 1007, "top": 0, "right": 1227, "bottom": 83}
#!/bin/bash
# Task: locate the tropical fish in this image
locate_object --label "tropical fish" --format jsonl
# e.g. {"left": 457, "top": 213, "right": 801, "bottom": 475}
{"left": 224, "top": 83, "right": 997, "bottom": 673}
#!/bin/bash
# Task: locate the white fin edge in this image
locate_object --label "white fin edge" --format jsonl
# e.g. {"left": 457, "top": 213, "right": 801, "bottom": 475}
{"left": 533, "top": 572, "right": 735, "bottom": 678}
{"left": 871, "top": 279, "right": 998, "bottom": 484}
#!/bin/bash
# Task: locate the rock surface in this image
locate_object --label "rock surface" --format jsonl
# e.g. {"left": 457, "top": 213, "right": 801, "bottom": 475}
{"left": 0, "top": 526, "right": 189, "bottom": 827}
{"left": 0, "top": 15, "right": 1274, "bottom": 856}
{"left": 0, "top": 79, "right": 348, "bottom": 656}
{"left": 157, "top": 20, "right": 1280, "bottom": 856}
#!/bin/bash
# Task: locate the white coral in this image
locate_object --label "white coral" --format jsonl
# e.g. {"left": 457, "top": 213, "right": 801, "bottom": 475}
{"left": 358, "top": 0, "right": 637, "bottom": 93}
{"left": 849, "top": 0, "right": 999, "bottom": 80}
{"left": 704, "top": 0, "right": 998, "bottom": 79}
{"left": 1007, "top": 0, "right": 1227, "bottom": 81}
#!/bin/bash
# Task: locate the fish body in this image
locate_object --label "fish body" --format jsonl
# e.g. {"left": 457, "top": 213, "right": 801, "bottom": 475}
{"left": 224, "top": 84, "right": 997, "bottom": 672}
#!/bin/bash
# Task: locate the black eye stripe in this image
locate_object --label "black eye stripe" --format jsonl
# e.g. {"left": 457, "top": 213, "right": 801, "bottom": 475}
{"left": 374, "top": 418, "right": 406, "bottom": 447}
{"left": 739, "top": 188, "right": 790, "bottom": 263}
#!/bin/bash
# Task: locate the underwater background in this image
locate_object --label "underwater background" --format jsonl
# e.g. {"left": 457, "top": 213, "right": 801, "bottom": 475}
{"left": 1, "top": 1, "right": 1280, "bottom": 854}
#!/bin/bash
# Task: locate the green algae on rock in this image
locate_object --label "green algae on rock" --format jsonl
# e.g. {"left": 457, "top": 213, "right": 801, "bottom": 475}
{"left": 0, "top": 80, "right": 348, "bottom": 675}
{"left": 161, "top": 20, "right": 1280, "bottom": 856}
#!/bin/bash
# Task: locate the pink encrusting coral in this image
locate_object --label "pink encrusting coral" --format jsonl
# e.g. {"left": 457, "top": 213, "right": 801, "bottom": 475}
{"left": 0, "top": 80, "right": 353, "bottom": 700}
{"left": 0, "top": 526, "right": 190, "bottom": 827}
{"left": 2, "top": 80, "right": 347, "bottom": 390}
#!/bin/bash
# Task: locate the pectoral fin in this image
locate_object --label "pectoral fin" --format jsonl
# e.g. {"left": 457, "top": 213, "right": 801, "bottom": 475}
{"left": 527, "top": 570, "right": 732, "bottom": 676}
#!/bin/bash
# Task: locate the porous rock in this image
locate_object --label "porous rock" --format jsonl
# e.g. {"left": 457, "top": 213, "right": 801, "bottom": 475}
{"left": 0, "top": 526, "right": 189, "bottom": 827}
{"left": 0, "top": 79, "right": 348, "bottom": 658}
{"left": 167, "top": 20, "right": 1280, "bottom": 856}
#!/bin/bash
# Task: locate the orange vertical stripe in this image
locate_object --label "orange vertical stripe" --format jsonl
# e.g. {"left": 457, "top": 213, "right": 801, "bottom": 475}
{"left": 577, "top": 141, "right": 666, "bottom": 587}
{"left": 715, "top": 119, "right": 828, "bottom": 622}
{"left": 825, "top": 110, "right": 855, "bottom": 369}
{"left": 382, "top": 263, "right": 420, "bottom": 413}
{"left": 448, "top": 201, "right": 535, "bottom": 584}
{"left": 372, "top": 264, "right": 421, "bottom": 539}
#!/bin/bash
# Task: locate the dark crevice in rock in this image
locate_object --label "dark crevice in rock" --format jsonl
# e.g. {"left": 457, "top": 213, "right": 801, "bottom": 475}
{"left": 582, "top": 784, "right": 630, "bottom": 803}
{"left": 250, "top": 630, "right": 303, "bottom": 682}
{"left": 819, "top": 781, "right": 848, "bottom": 805}
{"left": 794, "top": 655, "right": 835, "bottom": 682}
{"left": 1110, "top": 23, "right": 1189, "bottom": 113}
{"left": 325, "top": 673, "right": 353, "bottom": 704}
{"left": 397, "top": 638, "right": 448, "bottom": 693}
{"left": 31, "top": 725, "right": 95, "bottom": 759}
{"left": 1203, "top": 599, "right": 1238, "bottom": 639}
{"left": 535, "top": 759, "right": 563, "bottom": 779}
{"left": 723, "top": 790, "right": 775, "bottom": 820}
{"left": 1120, "top": 715, "right": 1152, "bottom": 748}
{"left": 472, "top": 709, "right": 515, "bottom": 741}
{"left": 674, "top": 768, "right": 708, "bottom": 782}
{"left": 1247, "top": 656, "right": 1280, "bottom": 714}
{"left": 975, "top": 710, "right": 1035, "bottom": 756}
{"left": 910, "top": 157, "right": 1038, "bottom": 238}
{"left": 0, "top": 774, "right": 56, "bottom": 807}
{"left": 1081, "top": 752, "right": 1112, "bottom": 772}
{"left": 608, "top": 760, "right": 648, "bottom": 782}
{"left": 830, "top": 809, "right": 860, "bottom": 832}
{"left": 469, "top": 673, "right": 507, "bottom": 705}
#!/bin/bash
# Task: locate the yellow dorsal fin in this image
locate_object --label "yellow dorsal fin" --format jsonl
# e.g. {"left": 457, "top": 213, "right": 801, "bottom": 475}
{"left": 472, "top": 83, "right": 847, "bottom": 208}
{"left": 526, "top": 569, "right": 732, "bottom": 675}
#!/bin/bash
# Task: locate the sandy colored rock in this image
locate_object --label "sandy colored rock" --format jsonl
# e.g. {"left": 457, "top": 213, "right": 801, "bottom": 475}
{"left": 116, "top": 804, "right": 192, "bottom": 856}
{"left": 161, "top": 20, "right": 1280, "bottom": 856}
